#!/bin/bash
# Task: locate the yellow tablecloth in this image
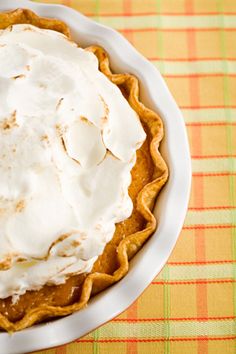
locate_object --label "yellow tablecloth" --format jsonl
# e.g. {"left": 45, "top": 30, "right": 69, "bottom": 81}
{"left": 33, "top": 1, "right": 236, "bottom": 353}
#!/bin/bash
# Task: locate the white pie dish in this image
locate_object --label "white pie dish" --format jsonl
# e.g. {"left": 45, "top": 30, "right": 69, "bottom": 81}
{"left": 0, "top": 0, "right": 191, "bottom": 353}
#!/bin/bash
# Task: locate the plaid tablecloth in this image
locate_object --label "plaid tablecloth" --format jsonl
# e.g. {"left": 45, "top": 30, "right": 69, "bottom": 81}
{"left": 33, "top": 1, "right": 236, "bottom": 353}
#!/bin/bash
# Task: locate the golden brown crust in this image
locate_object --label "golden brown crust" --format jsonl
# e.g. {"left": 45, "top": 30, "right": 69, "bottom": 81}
{"left": 0, "top": 9, "right": 168, "bottom": 332}
{"left": 0, "top": 8, "right": 70, "bottom": 37}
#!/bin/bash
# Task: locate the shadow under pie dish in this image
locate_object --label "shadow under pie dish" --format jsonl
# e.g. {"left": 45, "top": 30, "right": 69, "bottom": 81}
{"left": 0, "top": 8, "right": 168, "bottom": 332}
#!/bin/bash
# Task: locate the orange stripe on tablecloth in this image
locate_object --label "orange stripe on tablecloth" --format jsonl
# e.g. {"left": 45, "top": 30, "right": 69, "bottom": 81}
{"left": 78, "top": 336, "right": 236, "bottom": 343}
{"left": 195, "top": 229, "right": 208, "bottom": 319}
{"left": 126, "top": 302, "right": 138, "bottom": 318}
{"left": 193, "top": 172, "right": 236, "bottom": 177}
{"left": 152, "top": 279, "right": 236, "bottom": 285}
{"left": 168, "top": 260, "right": 236, "bottom": 265}
{"left": 126, "top": 302, "right": 138, "bottom": 354}
{"left": 189, "top": 206, "right": 236, "bottom": 211}
{"left": 180, "top": 105, "right": 236, "bottom": 109}
{"left": 61, "top": 0, "right": 71, "bottom": 6}
{"left": 149, "top": 57, "right": 236, "bottom": 61}
{"left": 120, "top": 28, "right": 236, "bottom": 33}
{"left": 86, "top": 12, "right": 236, "bottom": 17}
{"left": 185, "top": 2, "right": 208, "bottom": 347}
{"left": 191, "top": 154, "right": 236, "bottom": 158}
{"left": 123, "top": 0, "right": 132, "bottom": 14}
{"left": 183, "top": 225, "right": 236, "bottom": 230}
{"left": 122, "top": 0, "right": 133, "bottom": 44}
{"left": 187, "top": 122, "right": 236, "bottom": 127}
{"left": 112, "top": 316, "right": 236, "bottom": 322}
{"left": 164, "top": 73, "right": 236, "bottom": 78}
{"left": 55, "top": 345, "right": 67, "bottom": 354}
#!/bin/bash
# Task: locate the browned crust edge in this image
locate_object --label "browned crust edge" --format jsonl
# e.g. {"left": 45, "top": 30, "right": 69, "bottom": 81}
{"left": 0, "top": 8, "right": 70, "bottom": 36}
{"left": 0, "top": 9, "right": 168, "bottom": 332}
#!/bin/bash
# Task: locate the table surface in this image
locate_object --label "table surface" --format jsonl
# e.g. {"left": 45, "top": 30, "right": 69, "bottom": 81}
{"left": 30, "top": 1, "right": 236, "bottom": 353}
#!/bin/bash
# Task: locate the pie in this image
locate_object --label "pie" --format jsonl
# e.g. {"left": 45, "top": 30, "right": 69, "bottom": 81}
{"left": 0, "top": 9, "right": 168, "bottom": 332}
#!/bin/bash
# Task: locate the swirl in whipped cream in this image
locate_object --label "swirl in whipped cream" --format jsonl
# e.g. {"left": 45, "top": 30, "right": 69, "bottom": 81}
{"left": 0, "top": 24, "right": 146, "bottom": 299}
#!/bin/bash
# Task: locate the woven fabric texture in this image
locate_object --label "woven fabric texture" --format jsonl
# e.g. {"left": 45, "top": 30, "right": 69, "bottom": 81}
{"left": 30, "top": 1, "right": 236, "bottom": 353}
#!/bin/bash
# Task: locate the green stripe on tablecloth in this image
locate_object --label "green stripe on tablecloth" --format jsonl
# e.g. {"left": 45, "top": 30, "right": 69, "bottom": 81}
{"left": 184, "top": 209, "right": 236, "bottom": 226}
{"left": 91, "top": 320, "right": 235, "bottom": 338}
{"left": 157, "top": 263, "right": 236, "bottom": 281}
{"left": 217, "top": 3, "right": 236, "bottom": 343}
{"left": 152, "top": 60, "right": 236, "bottom": 75}
{"left": 90, "top": 15, "right": 236, "bottom": 29}
{"left": 181, "top": 108, "right": 236, "bottom": 123}
{"left": 191, "top": 158, "right": 236, "bottom": 173}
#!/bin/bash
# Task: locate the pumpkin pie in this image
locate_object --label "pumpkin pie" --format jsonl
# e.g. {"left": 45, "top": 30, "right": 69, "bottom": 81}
{"left": 0, "top": 9, "right": 168, "bottom": 332}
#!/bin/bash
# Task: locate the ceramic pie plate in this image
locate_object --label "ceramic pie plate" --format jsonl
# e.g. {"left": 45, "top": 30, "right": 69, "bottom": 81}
{"left": 0, "top": 0, "right": 191, "bottom": 353}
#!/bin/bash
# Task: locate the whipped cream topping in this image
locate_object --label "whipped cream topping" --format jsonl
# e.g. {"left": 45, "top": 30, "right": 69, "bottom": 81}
{"left": 0, "top": 24, "right": 146, "bottom": 299}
